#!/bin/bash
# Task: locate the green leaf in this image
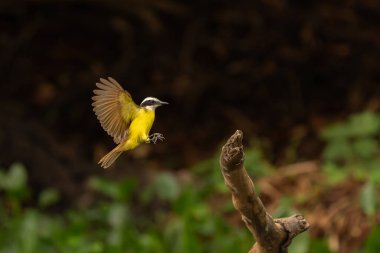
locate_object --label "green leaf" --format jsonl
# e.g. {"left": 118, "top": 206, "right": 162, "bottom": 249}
{"left": 288, "top": 231, "right": 310, "bottom": 253}
{"left": 0, "top": 162, "right": 27, "bottom": 191}
{"left": 244, "top": 147, "right": 272, "bottom": 177}
{"left": 107, "top": 203, "right": 129, "bottom": 247}
{"left": 360, "top": 180, "right": 377, "bottom": 216}
{"left": 107, "top": 202, "right": 129, "bottom": 229}
{"left": 145, "top": 172, "right": 180, "bottom": 202}
{"left": 352, "top": 138, "right": 378, "bottom": 159}
{"left": 310, "top": 238, "right": 332, "bottom": 253}
{"left": 88, "top": 176, "right": 135, "bottom": 201}
{"left": 89, "top": 177, "right": 119, "bottom": 199}
{"left": 322, "top": 138, "right": 352, "bottom": 162}
{"left": 172, "top": 185, "right": 197, "bottom": 215}
{"left": 368, "top": 166, "right": 380, "bottom": 186}
{"left": 364, "top": 226, "right": 380, "bottom": 253}
{"left": 348, "top": 111, "right": 380, "bottom": 137}
{"left": 320, "top": 122, "right": 349, "bottom": 140}
{"left": 323, "top": 162, "right": 347, "bottom": 184}
{"left": 164, "top": 218, "right": 185, "bottom": 252}
{"left": 158, "top": 173, "right": 179, "bottom": 201}
{"left": 272, "top": 197, "right": 295, "bottom": 218}
{"left": 39, "top": 188, "right": 60, "bottom": 208}
{"left": 20, "top": 210, "right": 39, "bottom": 253}
{"left": 192, "top": 157, "right": 218, "bottom": 175}
{"left": 88, "top": 242, "right": 104, "bottom": 253}
{"left": 190, "top": 203, "right": 210, "bottom": 220}
{"left": 139, "top": 233, "right": 165, "bottom": 253}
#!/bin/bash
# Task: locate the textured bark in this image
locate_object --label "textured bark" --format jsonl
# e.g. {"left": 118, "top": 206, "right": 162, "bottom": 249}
{"left": 220, "top": 130, "right": 309, "bottom": 253}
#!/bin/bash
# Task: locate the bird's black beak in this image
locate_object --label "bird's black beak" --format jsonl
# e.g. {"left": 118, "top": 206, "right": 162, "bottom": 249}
{"left": 159, "top": 101, "right": 169, "bottom": 105}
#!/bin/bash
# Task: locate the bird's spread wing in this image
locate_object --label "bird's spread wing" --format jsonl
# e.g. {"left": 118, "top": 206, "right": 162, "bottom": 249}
{"left": 92, "top": 77, "right": 139, "bottom": 144}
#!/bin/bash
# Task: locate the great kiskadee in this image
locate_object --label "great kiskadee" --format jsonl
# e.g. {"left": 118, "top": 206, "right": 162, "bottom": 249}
{"left": 92, "top": 77, "right": 168, "bottom": 168}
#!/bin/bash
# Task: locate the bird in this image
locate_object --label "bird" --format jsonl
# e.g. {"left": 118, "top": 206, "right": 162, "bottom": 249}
{"left": 92, "top": 77, "right": 168, "bottom": 168}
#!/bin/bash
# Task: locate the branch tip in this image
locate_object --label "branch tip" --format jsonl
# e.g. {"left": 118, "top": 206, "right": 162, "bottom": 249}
{"left": 227, "top": 129, "right": 243, "bottom": 147}
{"left": 221, "top": 130, "right": 245, "bottom": 170}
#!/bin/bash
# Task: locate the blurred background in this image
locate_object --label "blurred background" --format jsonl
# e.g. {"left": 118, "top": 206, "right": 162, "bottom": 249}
{"left": 0, "top": 0, "right": 379, "bottom": 252}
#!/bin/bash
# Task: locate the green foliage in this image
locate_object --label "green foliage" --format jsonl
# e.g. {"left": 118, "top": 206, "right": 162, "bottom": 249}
{"left": 244, "top": 145, "right": 273, "bottom": 177}
{"left": 364, "top": 226, "right": 380, "bottom": 253}
{"left": 191, "top": 155, "right": 228, "bottom": 195}
{"left": 142, "top": 172, "right": 180, "bottom": 202}
{"left": 360, "top": 180, "right": 377, "bottom": 217}
{"left": 288, "top": 231, "right": 310, "bottom": 253}
{"left": 88, "top": 176, "right": 136, "bottom": 201}
{"left": 321, "top": 111, "right": 380, "bottom": 226}
{"left": 1, "top": 114, "right": 379, "bottom": 253}
{"left": 0, "top": 162, "right": 252, "bottom": 253}
{"left": 0, "top": 162, "right": 28, "bottom": 201}
{"left": 321, "top": 111, "right": 380, "bottom": 184}
{"left": 272, "top": 196, "right": 296, "bottom": 218}
{"left": 0, "top": 162, "right": 27, "bottom": 189}
{"left": 39, "top": 188, "right": 60, "bottom": 208}
{"left": 309, "top": 238, "right": 332, "bottom": 253}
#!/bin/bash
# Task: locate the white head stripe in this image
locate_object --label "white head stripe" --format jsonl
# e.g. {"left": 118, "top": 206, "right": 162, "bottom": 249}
{"left": 141, "top": 97, "right": 161, "bottom": 104}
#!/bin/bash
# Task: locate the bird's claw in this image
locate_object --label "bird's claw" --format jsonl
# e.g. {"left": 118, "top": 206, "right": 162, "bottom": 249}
{"left": 149, "top": 133, "right": 165, "bottom": 144}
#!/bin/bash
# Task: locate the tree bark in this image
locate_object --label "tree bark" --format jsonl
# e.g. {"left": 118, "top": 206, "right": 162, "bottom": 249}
{"left": 220, "top": 130, "right": 309, "bottom": 253}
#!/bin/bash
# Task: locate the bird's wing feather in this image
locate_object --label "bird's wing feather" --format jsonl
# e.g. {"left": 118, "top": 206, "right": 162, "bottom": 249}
{"left": 92, "top": 77, "right": 139, "bottom": 144}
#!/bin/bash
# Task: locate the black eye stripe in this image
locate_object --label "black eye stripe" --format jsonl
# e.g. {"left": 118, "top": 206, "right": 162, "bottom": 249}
{"left": 141, "top": 99, "right": 157, "bottom": 107}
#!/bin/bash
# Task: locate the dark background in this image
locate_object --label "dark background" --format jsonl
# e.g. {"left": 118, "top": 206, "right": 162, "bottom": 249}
{"left": 0, "top": 0, "right": 379, "bottom": 205}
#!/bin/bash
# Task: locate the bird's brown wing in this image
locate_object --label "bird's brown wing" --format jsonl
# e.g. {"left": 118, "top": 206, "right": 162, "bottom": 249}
{"left": 92, "top": 77, "right": 139, "bottom": 144}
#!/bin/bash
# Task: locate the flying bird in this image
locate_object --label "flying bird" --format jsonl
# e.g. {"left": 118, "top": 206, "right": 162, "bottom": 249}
{"left": 92, "top": 77, "right": 168, "bottom": 168}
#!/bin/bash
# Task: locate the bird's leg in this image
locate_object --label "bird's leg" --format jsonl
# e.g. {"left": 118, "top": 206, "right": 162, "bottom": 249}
{"left": 149, "top": 133, "right": 165, "bottom": 144}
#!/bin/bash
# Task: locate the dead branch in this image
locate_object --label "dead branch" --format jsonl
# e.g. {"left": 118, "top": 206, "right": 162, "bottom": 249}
{"left": 220, "top": 130, "right": 309, "bottom": 253}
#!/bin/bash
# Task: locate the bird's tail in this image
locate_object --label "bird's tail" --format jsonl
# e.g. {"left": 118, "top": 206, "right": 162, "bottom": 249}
{"left": 99, "top": 144, "right": 123, "bottom": 169}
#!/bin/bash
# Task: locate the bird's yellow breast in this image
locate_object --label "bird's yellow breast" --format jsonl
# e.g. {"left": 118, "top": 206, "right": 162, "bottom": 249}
{"left": 128, "top": 108, "right": 155, "bottom": 143}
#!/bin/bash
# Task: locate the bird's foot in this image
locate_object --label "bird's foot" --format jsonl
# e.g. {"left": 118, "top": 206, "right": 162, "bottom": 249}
{"left": 149, "top": 133, "right": 165, "bottom": 144}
